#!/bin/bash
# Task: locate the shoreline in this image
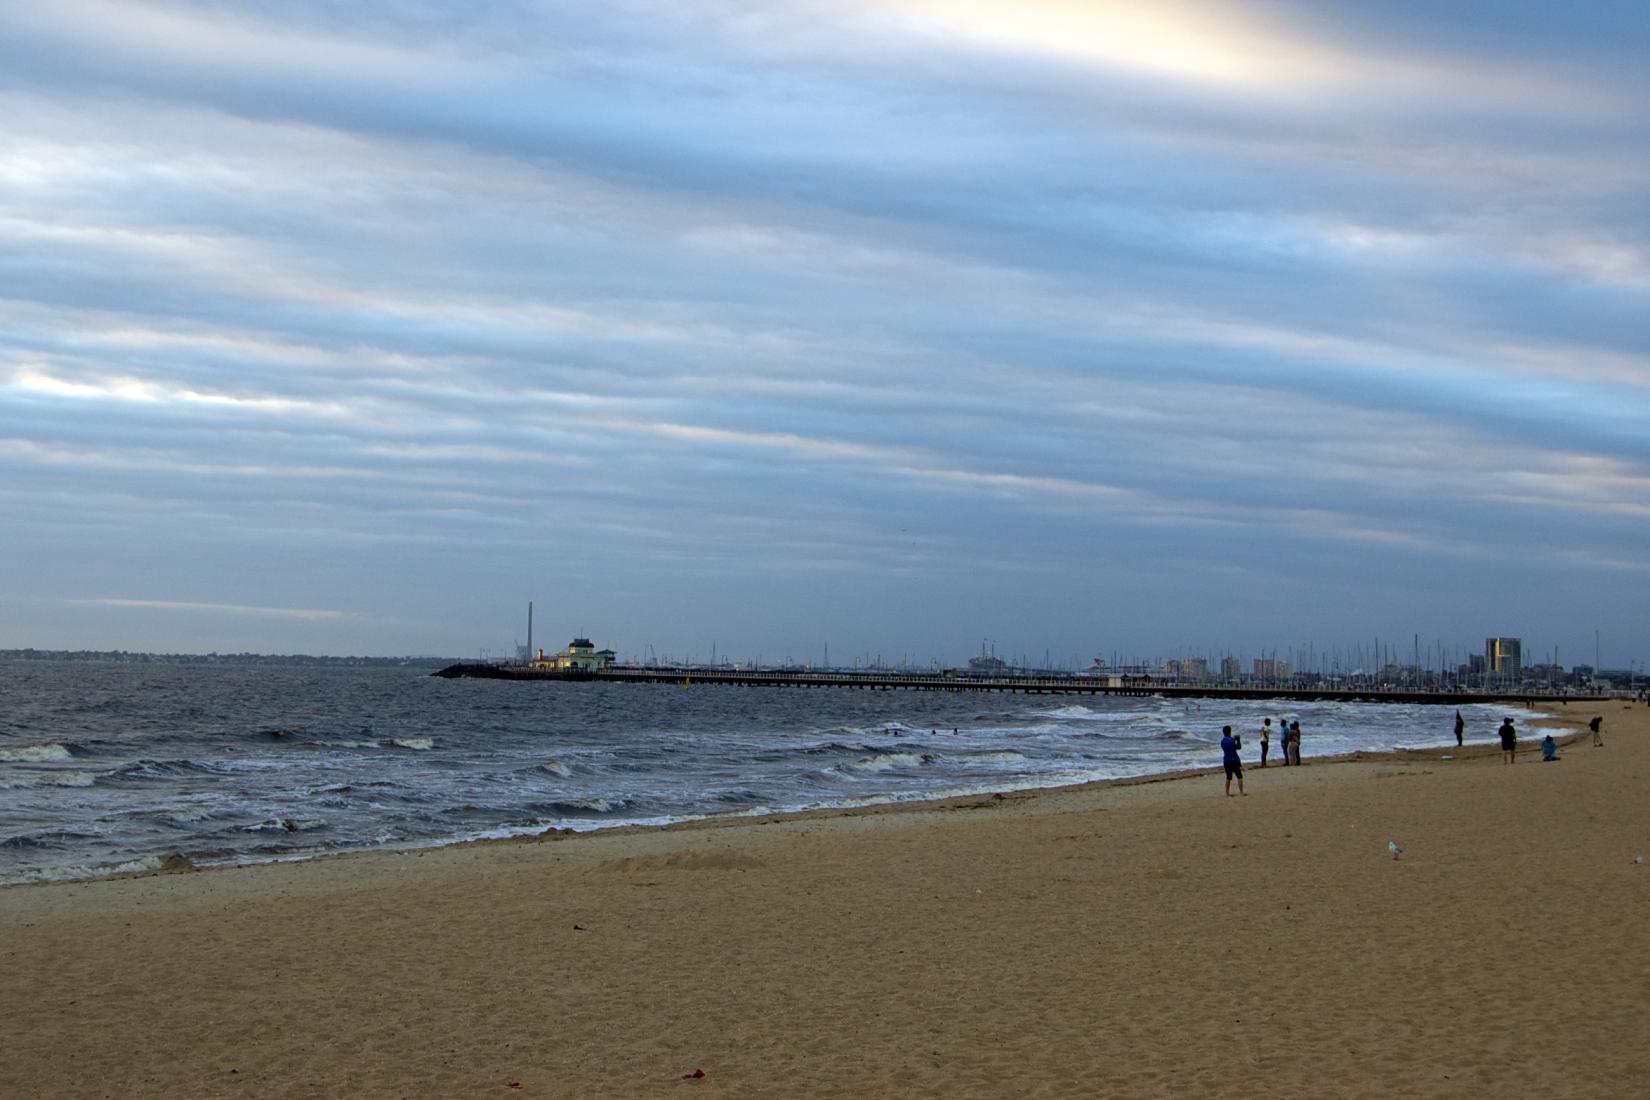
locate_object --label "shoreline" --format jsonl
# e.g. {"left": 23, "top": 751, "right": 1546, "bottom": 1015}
{"left": 1, "top": 702, "right": 1573, "bottom": 892}
{"left": 3, "top": 701, "right": 1639, "bottom": 1098}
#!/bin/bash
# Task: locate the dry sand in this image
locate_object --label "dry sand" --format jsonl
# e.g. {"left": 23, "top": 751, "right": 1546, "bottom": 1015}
{"left": 3, "top": 700, "right": 1647, "bottom": 1098}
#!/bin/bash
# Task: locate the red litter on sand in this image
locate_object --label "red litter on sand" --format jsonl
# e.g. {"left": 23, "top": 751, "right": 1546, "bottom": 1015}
{"left": 682, "top": 1068, "right": 706, "bottom": 1079}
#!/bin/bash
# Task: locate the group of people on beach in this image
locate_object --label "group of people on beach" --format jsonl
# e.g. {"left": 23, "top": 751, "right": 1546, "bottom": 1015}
{"left": 1454, "top": 707, "right": 1607, "bottom": 763}
{"left": 1219, "top": 717, "right": 1302, "bottom": 796}
{"left": 1256, "top": 717, "right": 1301, "bottom": 768}
{"left": 1221, "top": 710, "right": 1606, "bottom": 794}
{"left": 1493, "top": 713, "right": 1602, "bottom": 763}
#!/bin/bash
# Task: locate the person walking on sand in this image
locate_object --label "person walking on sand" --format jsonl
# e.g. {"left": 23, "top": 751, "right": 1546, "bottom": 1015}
{"left": 1498, "top": 717, "right": 1517, "bottom": 764}
{"left": 1590, "top": 716, "right": 1604, "bottom": 747}
{"left": 1220, "top": 725, "right": 1245, "bottom": 797}
{"left": 1454, "top": 709, "right": 1464, "bottom": 747}
{"left": 1259, "top": 718, "right": 1272, "bottom": 767}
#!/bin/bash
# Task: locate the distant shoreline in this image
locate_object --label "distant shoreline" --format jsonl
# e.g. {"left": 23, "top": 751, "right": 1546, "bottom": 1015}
{"left": 0, "top": 650, "right": 453, "bottom": 666}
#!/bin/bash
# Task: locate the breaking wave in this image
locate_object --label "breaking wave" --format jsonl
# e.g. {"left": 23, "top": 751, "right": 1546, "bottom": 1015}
{"left": 0, "top": 742, "right": 75, "bottom": 763}
{"left": 546, "top": 797, "right": 624, "bottom": 815}
{"left": 844, "top": 752, "right": 928, "bottom": 774}
{"left": 0, "top": 770, "right": 99, "bottom": 789}
{"left": 244, "top": 817, "right": 328, "bottom": 833}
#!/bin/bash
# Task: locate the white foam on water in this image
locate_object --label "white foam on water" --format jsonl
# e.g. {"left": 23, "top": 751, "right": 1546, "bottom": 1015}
{"left": 243, "top": 817, "right": 328, "bottom": 833}
{"left": 0, "top": 854, "right": 168, "bottom": 886}
{"left": 390, "top": 737, "right": 435, "bottom": 751}
{"left": 536, "top": 760, "right": 573, "bottom": 778}
{"left": 0, "top": 743, "right": 75, "bottom": 763}
{"left": 555, "top": 797, "right": 620, "bottom": 813}
{"left": 845, "top": 752, "right": 925, "bottom": 774}
{"left": 948, "top": 751, "right": 1026, "bottom": 766}
{"left": 161, "top": 807, "right": 216, "bottom": 825}
{"left": 0, "top": 770, "right": 97, "bottom": 789}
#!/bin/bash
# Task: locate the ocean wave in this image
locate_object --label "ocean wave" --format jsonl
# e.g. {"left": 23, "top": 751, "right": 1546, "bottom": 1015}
{"left": 0, "top": 853, "right": 187, "bottom": 886}
{"left": 2, "top": 826, "right": 109, "bottom": 849}
{"left": 535, "top": 760, "right": 573, "bottom": 779}
{"left": 711, "top": 788, "right": 765, "bottom": 805}
{"left": 546, "top": 797, "right": 624, "bottom": 815}
{"left": 390, "top": 737, "right": 435, "bottom": 751}
{"left": 0, "top": 742, "right": 75, "bottom": 763}
{"left": 800, "top": 741, "right": 871, "bottom": 756}
{"left": 243, "top": 817, "right": 328, "bottom": 833}
{"left": 844, "top": 752, "right": 928, "bottom": 774}
{"left": 948, "top": 751, "right": 1027, "bottom": 766}
{"left": 113, "top": 758, "right": 227, "bottom": 781}
{"left": 0, "top": 770, "right": 98, "bottom": 789}
{"left": 157, "top": 806, "right": 219, "bottom": 826}
{"left": 1083, "top": 726, "right": 1204, "bottom": 743}
{"left": 1042, "top": 706, "right": 1145, "bottom": 724}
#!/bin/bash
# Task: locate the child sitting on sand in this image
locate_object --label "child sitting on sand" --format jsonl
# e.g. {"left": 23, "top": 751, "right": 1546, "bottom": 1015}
{"left": 1540, "top": 734, "right": 1559, "bottom": 762}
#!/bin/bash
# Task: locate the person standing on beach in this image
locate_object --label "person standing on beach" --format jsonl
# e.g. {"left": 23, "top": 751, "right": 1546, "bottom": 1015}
{"left": 1221, "top": 725, "right": 1245, "bottom": 796}
{"left": 1288, "top": 720, "right": 1302, "bottom": 766}
{"left": 1590, "top": 716, "right": 1603, "bottom": 747}
{"left": 1454, "top": 710, "right": 1465, "bottom": 747}
{"left": 1498, "top": 717, "right": 1517, "bottom": 764}
{"left": 1259, "top": 718, "right": 1272, "bottom": 767}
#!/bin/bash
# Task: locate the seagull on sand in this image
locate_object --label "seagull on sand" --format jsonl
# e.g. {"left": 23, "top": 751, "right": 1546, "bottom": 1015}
{"left": 1388, "top": 840, "right": 1403, "bottom": 860}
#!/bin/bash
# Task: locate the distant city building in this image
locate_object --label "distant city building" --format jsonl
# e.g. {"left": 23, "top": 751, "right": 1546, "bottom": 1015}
{"left": 1220, "top": 656, "right": 1241, "bottom": 680}
{"left": 1486, "top": 637, "right": 1522, "bottom": 679}
{"left": 1180, "top": 657, "right": 1209, "bottom": 680}
{"left": 1253, "top": 657, "right": 1276, "bottom": 679}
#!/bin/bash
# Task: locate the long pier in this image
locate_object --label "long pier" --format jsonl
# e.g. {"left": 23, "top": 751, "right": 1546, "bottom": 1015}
{"left": 433, "top": 663, "right": 1596, "bottom": 705}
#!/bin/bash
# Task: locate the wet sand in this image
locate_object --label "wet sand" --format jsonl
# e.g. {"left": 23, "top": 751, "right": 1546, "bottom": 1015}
{"left": 2, "top": 700, "right": 1646, "bottom": 1098}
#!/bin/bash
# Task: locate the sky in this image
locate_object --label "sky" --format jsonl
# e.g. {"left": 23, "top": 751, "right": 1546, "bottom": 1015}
{"left": 2, "top": 1, "right": 1647, "bottom": 669}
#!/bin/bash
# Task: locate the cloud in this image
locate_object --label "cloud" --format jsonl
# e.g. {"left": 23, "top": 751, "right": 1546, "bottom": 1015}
{"left": 0, "top": 1, "right": 1644, "bottom": 661}
{"left": 71, "top": 598, "right": 350, "bottom": 621}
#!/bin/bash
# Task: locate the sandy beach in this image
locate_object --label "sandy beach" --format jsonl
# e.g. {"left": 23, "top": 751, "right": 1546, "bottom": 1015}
{"left": 3, "top": 700, "right": 1646, "bottom": 1098}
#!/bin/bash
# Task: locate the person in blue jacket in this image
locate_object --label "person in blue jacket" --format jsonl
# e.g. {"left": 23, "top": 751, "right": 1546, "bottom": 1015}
{"left": 1220, "top": 725, "right": 1246, "bottom": 797}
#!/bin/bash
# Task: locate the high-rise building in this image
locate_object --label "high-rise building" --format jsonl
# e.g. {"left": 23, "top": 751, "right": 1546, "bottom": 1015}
{"left": 1220, "top": 656, "right": 1241, "bottom": 680}
{"left": 1486, "top": 637, "right": 1522, "bottom": 679}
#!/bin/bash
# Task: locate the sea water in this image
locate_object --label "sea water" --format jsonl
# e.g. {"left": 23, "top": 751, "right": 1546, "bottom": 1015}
{"left": 0, "top": 661, "right": 1552, "bottom": 885}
